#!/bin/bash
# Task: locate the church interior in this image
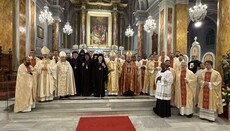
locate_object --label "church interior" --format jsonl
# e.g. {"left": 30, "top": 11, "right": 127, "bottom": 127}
{"left": 0, "top": 0, "right": 230, "bottom": 130}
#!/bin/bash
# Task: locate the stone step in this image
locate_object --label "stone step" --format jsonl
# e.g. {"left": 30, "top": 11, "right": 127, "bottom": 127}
{"left": 8, "top": 96, "right": 156, "bottom": 121}
{"left": 8, "top": 110, "right": 154, "bottom": 121}
{"left": 35, "top": 99, "right": 155, "bottom": 109}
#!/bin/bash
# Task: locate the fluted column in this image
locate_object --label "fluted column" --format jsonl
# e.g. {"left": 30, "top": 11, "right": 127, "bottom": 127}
{"left": 112, "top": 6, "right": 118, "bottom": 45}
{"left": 80, "top": 5, "right": 86, "bottom": 44}
{"left": 216, "top": 0, "right": 230, "bottom": 73}
{"left": 175, "top": 0, "right": 188, "bottom": 54}
{"left": 52, "top": 20, "right": 59, "bottom": 51}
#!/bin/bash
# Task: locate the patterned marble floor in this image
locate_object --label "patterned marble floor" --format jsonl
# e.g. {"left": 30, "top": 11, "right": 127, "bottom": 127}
{"left": 0, "top": 101, "right": 230, "bottom": 131}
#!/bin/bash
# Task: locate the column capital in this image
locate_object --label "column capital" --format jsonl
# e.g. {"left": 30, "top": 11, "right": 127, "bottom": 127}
{"left": 134, "top": 10, "right": 148, "bottom": 25}
{"left": 50, "top": 6, "right": 63, "bottom": 22}
{"left": 159, "top": 0, "right": 175, "bottom": 10}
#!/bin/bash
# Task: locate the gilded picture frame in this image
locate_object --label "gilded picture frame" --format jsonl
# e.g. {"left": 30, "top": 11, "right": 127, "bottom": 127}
{"left": 37, "top": 25, "right": 44, "bottom": 39}
{"left": 87, "top": 11, "right": 112, "bottom": 48}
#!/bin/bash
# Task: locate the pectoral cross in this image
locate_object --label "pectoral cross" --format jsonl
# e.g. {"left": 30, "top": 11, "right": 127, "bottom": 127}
{"left": 127, "top": 64, "right": 131, "bottom": 73}
{"left": 42, "top": 59, "right": 50, "bottom": 71}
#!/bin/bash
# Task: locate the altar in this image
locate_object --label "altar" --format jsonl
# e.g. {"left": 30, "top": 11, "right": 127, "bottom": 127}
{"left": 53, "top": 1, "right": 129, "bottom": 56}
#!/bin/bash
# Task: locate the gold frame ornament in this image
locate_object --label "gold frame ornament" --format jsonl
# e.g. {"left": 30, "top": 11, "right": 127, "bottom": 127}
{"left": 87, "top": 11, "right": 112, "bottom": 48}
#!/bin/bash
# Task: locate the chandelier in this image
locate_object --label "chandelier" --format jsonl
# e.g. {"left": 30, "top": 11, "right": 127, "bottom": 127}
{"left": 39, "top": 6, "right": 54, "bottom": 25}
{"left": 189, "top": 0, "right": 207, "bottom": 22}
{"left": 144, "top": 16, "right": 156, "bottom": 33}
{"left": 63, "top": 22, "right": 73, "bottom": 35}
{"left": 125, "top": 25, "right": 134, "bottom": 37}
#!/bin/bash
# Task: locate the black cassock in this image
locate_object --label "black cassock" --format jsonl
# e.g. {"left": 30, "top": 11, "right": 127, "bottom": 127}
{"left": 92, "top": 62, "right": 108, "bottom": 97}
{"left": 70, "top": 58, "right": 81, "bottom": 95}
{"left": 153, "top": 99, "right": 171, "bottom": 118}
{"left": 81, "top": 60, "right": 93, "bottom": 96}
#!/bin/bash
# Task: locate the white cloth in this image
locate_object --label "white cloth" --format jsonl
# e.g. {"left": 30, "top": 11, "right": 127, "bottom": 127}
{"left": 199, "top": 108, "right": 217, "bottom": 121}
{"left": 56, "top": 61, "right": 76, "bottom": 96}
{"left": 155, "top": 70, "right": 173, "bottom": 100}
{"left": 179, "top": 107, "right": 193, "bottom": 115}
{"left": 36, "top": 59, "right": 57, "bottom": 101}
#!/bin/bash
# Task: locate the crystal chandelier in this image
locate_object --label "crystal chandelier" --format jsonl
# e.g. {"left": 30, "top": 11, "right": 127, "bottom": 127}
{"left": 144, "top": 16, "right": 156, "bottom": 33}
{"left": 63, "top": 22, "right": 73, "bottom": 35}
{"left": 39, "top": 6, "right": 54, "bottom": 25}
{"left": 125, "top": 25, "right": 134, "bottom": 37}
{"left": 189, "top": 0, "right": 207, "bottom": 22}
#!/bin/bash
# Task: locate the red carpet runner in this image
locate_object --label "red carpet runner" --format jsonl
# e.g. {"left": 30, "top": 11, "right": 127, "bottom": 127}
{"left": 76, "top": 116, "right": 136, "bottom": 131}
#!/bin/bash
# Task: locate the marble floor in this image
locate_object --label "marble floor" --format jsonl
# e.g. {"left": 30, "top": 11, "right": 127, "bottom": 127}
{"left": 0, "top": 100, "right": 230, "bottom": 131}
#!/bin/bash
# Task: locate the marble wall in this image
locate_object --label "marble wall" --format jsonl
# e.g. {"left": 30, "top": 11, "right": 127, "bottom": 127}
{"left": 159, "top": 10, "right": 164, "bottom": 52}
{"left": 19, "top": 0, "right": 26, "bottom": 63}
{"left": 0, "top": 0, "right": 14, "bottom": 53}
{"left": 35, "top": 0, "right": 47, "bottom": 56}
{"left": 175, "top": 4, "right": 188, "bottom": 55}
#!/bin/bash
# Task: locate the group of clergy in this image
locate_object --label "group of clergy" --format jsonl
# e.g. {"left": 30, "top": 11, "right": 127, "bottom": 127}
{"left": 14, "top": 47, "right": 223, "bottom": 122}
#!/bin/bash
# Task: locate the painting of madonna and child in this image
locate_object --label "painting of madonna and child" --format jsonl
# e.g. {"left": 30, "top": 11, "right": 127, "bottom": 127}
{"left": 90, "top": 16, "right": 108, "bottom": 47}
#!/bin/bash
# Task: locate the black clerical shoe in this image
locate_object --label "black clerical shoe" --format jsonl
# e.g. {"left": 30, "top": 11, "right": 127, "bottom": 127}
{"left": 140, "top": 92, "right": 144, "bottom": 95}
{"left": 186, "top": 114, "right": 193, "bottom": 118}
{"left": 178, "top": 113, "right": 183, "bottom": 116}
{"left": 60, "top": 96, "right": 65, "bottom": 99}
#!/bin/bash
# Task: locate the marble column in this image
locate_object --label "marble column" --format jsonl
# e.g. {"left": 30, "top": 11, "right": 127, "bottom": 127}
{"left": 80, "top": 5, "right": 86, "bottom": 44}
{"left": 14, "top": 0, "right": 20, "bottom": 69}
{"left": 52, "top": 20, "right": 59, "bottom": 51}
{"left": 158, "top": 0, "right": 175, "bottom": 55}
{"left": 134, "top": 11, "right": 147, "bottom": 58}
{"left": 19, "top": 0, "right": 27, "bottom": 63}
{"left": 174, "top": 0, "right": 188, "bottom": 54}
{"left": 138, "top": 24, "right": 144, "bottom": 58}
{"left": 26, "top": 0, "right": 31, "bottom": 56}
{"left": 30, "top": 0, "right": 35, "bottom": 50}
{"left": 119, "top": 14, "right": 124, "bottom": 47}
{"left": 74, "top": 12, "right": 79, "bottom": 45}
{"left": 112, "top": 7, "right": 118, "bottom": 45}
{"left": 216, "top": 0, "right": 230, "bottom": 73}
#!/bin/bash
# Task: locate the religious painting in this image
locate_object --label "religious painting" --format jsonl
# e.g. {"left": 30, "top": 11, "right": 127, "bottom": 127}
{"left": 192, "top": 46, "right": 198, "bottom": 56}
{"left": 202, "top": 52, "right": 216, "bottom": 68}
{"left": 87, "top": 11, "right": 112, "bottom": 48}
{"left": 191, "top": 45, "right": 201, "bottom": 60}
{"left": 204, "top": 54, "right": 213, "bottom": 62}
{"left": 37, "top": 25, "right": 44, "bottom": 39}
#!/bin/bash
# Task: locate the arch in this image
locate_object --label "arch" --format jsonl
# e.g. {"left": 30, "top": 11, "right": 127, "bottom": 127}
{"left": 187, "top": 16, "right": 217, "bottom": 58}
{"left": 202, "top": 52, "right": 216, "bottom": 68}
